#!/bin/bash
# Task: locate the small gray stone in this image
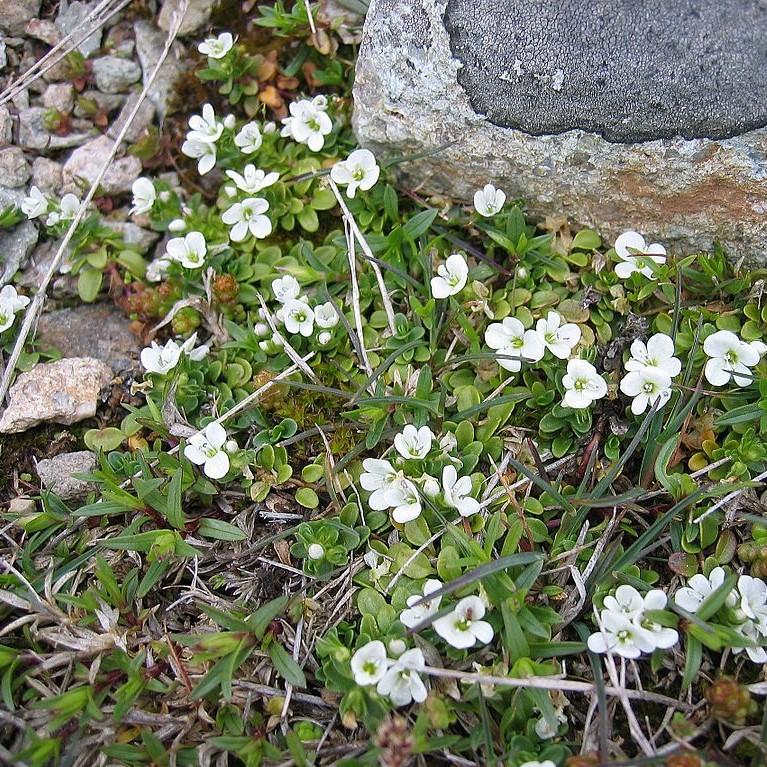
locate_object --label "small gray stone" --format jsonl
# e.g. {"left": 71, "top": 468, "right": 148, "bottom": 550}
{"left": 0, "top": 106, "right": 11, "bottom": 143}
{"left": 36, "top": 303, "right": 139, "bottom": 372}
{"left": 106, "top": 220, "right": 159, "bottom": 253}
{"left": 0, "top": 41, "right": 7, "bottom": 70}
{"left": 107, "top": 91, "right": 156, "bottom": 143}
{"left": 62, "top": 134, "right": 142, "bottom": 195}
{"left": 0, "top": 357, "right": 113, "bottom": 433}
{"left": 158, "top": 0, "right": 216, "bottom": 35}
{"left": 36, "top": 451, "right": 97, "bottom": 500}
{"left": 92, "top": 55, "right": 141, "bottom": 94}
{"left": 43, "top": 82, "right": 75, "bottom": 113}
{"left": 74, "top": 90, "right": 124, "bottom": 118}
{"left": 0, "top": 0, "right": 42, "bottom": 35}
{"left": 56, "top": 0, "right": 103, "bottom": 57}
{"left": 134, "top": 20, "right": 184, "bottom": 119}
{"left": 18, "top": 107, "right": 91, "bottom": 150}
{"left": 25, "top": 18, "right": 62, "bottom": 46}
{"left": 0, "top": 186, "right": 37, "bottom": 286}
{"left": 31, "top": 157, "right": 63, "bottom": 193}
{"left": 0, "top": 147, "right": 30, "bottom": 188}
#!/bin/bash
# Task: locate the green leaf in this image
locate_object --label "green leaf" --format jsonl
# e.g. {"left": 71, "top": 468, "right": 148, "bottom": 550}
{"left": 268, "top": 642, "right": 306, "bottom": 687}
{"left": 295, "top": 487, "right": 319, "bottom": 509}
{"left": 402, "top": 208, "right": 437, "bottom": 239}
{"left": 197, "top": 518, "right": 247, "bottom": 541}
{"left": 165, "top": 469, "right": 185, "bottom": 530}
{"left": 84, "top": 427, "right": 125, "bottom": 452}
{"left": 77, "top": 267, "right": 103, "bottom": 303}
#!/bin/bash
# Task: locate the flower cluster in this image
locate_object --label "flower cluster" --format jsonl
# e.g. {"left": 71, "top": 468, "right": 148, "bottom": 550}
{"left": 181, "top": 103, "right": 233, "bottom": 175}
{"left": 0, "top": 285, "right": 30, "bottom": 334}
{"left": 351, "top": 641, "right": 427, "bottom": 707}
{"left": 140, "top": 332, "right": 209, "bottom": 375}
{"left": 618, "top": 333, "right": 680, "bottom": 414}
{"left": 184, "top": 421, "right": 237, "bottom": 480}
{"left": 280, "top": 96, "right": 332, "bottom": 152}
{"left": 359, "top": 424, "right": 479, "bottom": 523}
{"left": 675, "top": 568, "right": 767, "bottom": 662}
{"left": 22, "top": 186, "right": 81, "bottom": 227}
{"left": 587, "top": 585, "right": 678, "bottom": 659}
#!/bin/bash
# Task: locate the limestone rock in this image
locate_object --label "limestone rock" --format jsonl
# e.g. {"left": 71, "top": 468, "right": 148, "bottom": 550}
{"left": 158, "top": 0, "right": 216, "bottom": 36}
{"left": 18, "top": 107, "right": 91, "bottom": 150}
{"left": 91, "top": 56, "right": 142, "bottom": 94}
{"left": 353, "top": 0, "right": 767, "bottom": 262}
{"left": 134, "top": 20, "right": 184, "bottom": 119}
{"left": 0, "top": 186, "right": 37, "bottom": 286}
{"left": 31, "top": 157, "right": 63, "bottom": 193}
{"left": 42, "top": 82, "right": 75, "bottom": 112}
{"left": 0, "top": 106, "right": 11, "bottom": 144}
{"left": 36, "top": 450, "right": 97, "bottom": 500}
{"left": 0, "top": 357, "right": 112, "bottom": 433}
{"left": 0, "top": 0, "right": 42, "bottom": 35}
{"left": 62, "top": 135, "right": 142, "bottom": 195}
{"left": 0, "top": 147, "right": 30, "bottom": 188}
{"left": 107, "top": 91, "right": 156, "bottom": 143}
{"left": 36, "top": 303, "right": 139, "bottom": 372}
{"left": 55, "top": 0, "right": 103, "bottom": 57}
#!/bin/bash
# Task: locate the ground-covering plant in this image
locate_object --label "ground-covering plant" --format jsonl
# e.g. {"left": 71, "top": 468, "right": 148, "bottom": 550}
{"left": 2, "top": 7, "right": 767, "bottom": 767}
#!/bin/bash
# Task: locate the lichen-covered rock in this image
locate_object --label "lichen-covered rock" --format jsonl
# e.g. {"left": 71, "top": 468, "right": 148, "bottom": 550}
{"left": 158, "top": 0, "right": 216, "bottom": 36}
{"left": 36, "top": 451, "right": 97, "bottom": 500}
{"left": 353, "top": 0, "right": 767, "bottom": 262}
{"left": 0, "top": 358, "right": 112, "bottom": 433}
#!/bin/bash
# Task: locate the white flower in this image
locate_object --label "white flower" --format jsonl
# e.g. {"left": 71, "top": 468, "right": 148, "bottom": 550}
{"left": 587, "top": 611, "right": 656, "bottom": 659}
{"left": 221, "top": 198, "right": 272, "bottom": 242}
{"left": 625, "top": 333, "right": 681, "bottom": 377}
{"left": 485, "top": 317, "right": 545, "bottom": 373}
{"left": 166, "top": 231, "right": 207, "bottom": 269}
{"left": 562, "top": 359, "right": 607, "bottom": 409}
{"left": 21, "top": 186, "right": 48, "bottom": 219}
{"left": 620, "top": 366, "right": 673, "bottom": 415}
{"left": 535, "top": 311, "right": 581, "bottom": 359}
{"left": 198, "top": 32, "right": 234, "bottom": 59}
{"left": 225, "top": 165, "right": 279, "bottom": 194}
{"left": 46, "top": 193, "right": 80, "bottom": 226}
{"left": 0, "top": 286, "right": 30, "bottom": 333}
{"left": 534, "top": 711, "right": 567, "bottom": 740}
{"left": 736, "top": 575, "right": 767, "bottom": 623}
{"left": 431, "top": 253, "right": 468, "bottom": 299}
{"left": 330, "top": 149, "right": 380, "bottom": 198}
{"left": 433, "top": 596, "right": 494, "bottom": 649}
{"left": 281, "top": 99, "right": 332, "bottom": 152}
{"left": 187, "top": 103, "right": 223, "bottom": 144}
{"left": 376, "top": 648, "right": 427, "bottom": 706}
{"left": 602, "top": 584, "right": 645, "bottom": 620}
{"left": 363, "top": 550, "right": 391, "bottom": 579}
{"left": 283, "top": 298, "right": 314, "bottom": 337}
{"left": 520, "top": 761, "right": 557, "bottom": 767}
{"left": 184, "top": 422, "right": 230, "bottom": 479}
{"left": 314, "top": 302, "right": 338, "bottom": 329}
{"left": 394, "top": 424, "right": 434, "bottom": 460}
{"left": 140, "top": 333, "right": 207, "bottom": 374}
{"left": 390, "top": 479, "right": 422, "bottom": 523}
{"left": 271, "top": 275, "right": 301, "bottom": 304}
{"left": 399, "top": 579, "right": 443, "bottom": 629}
{"left": 734, "top": 621, "right": 767, "bottom": 663}
{"left": 614, "top": 231, "right": 666, "bottom": 279}
{"left": 360, "top": 458, "right": 421, "bottom": 522}
{"left": 234, "top": 122, "right": 263, "bottom": 154}
{"left": 635, "top": 590, "right": 679, "bottom": 650}
{"left": 473, "top": 184, "right": 506, "bottom": 217}
{"left": 675, "top": 567, "right": 734, "bottom": 614}
{"left": 351, "top": 640, "right": 389, "bottom": 686}
{"left": 181, "top": 138, "right": 217, "bottom": 175}
{"left": 146, "top": 257, "right": 171, "bottom": 283}
{"left": 168, "top": 218, "right": 187, "bottom": 233}
{"left": 130, "top": 177, "right": 156, "bottom": 215}
{"left": 703, "top": 330, "right": 760, "bottom": 387}
{"left": 307, "top": 543, "right": 325, "bottom": 560}
{"left": 441, "top": 465, "right": 479, "bottom": 517}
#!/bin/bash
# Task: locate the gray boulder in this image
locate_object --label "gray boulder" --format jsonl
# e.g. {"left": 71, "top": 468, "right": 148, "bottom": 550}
{"left": 62, "top": 134, "right": 142, "bottom": 195}
{"left": 0, "top": 0, "right": 41, "bottom": 35}
{"left": 354, "top": 0, "right": 767, "bottom": 262}
{"left": 36, "top": 451, "right": 97, "bottom": 500}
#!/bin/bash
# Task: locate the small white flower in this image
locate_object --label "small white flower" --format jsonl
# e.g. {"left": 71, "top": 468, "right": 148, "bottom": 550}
{"left": 614, "top": 231, "right": 666, "bottom": 279}
{"left": 225, "top": 165, "right": 279, "bottom": 194}
{"left": 433, "top": 596, "right": 494, "bottom": 649}
{"left": 737, "top": 575, "right": 767, "bottom": 622}
{"left": 198, "top": 32, "right": 234, "bottom": 59}
{"left": 168, "top": 218, "right": 187, "bottom": 233}
{"left": 187, "top": 103, "right": 223, "bottom": 144}
{"left": 234, "top": 122, "right": 263, "bottom": 154}
{"left": 281, "top": 99, "right": 332, "bottom": 152}
{"left": 376, "top": 648, "right": 427, "bottom": 707}
{"left": 602, "top": 585, "right": 645, "bottom": 620}
{"left": 534, "top": 711, "right": 567, "bottom": 740}
{"left": 431, "top": 253, "right": 469, "bottom": 299}
{"left": 314, "top": 302, "right": 338, "bottom": 329}
{"left": 146, "top": 257, "right": 171, "bottom": 282}
{"left": 422, "top": 475, "right": 440, "bottom": 498}
{"left": 675, "top": 567, "right": 735, "bottom": 614}
{"left": 473, "top": 184, "right": 506, "bottom": 217}
{"left": 271, "top": 275, "right": 301, "bottom": 304}
{"left": 221, "top": 197, "right": 272, "bottom": 242}
{"left": 703, "top": 330, "right": 760, "bottom": 387}
{"left": 441, "top": 465, "right": 479, "bottom": 517}
{"left": 181, "top": 332, "right": 210, "bottom": 361}
{"left": 0, "top": 286, "right": 30, "bottom": 333}
{"left": 181, "top": 138, "right": 217, "bottom": 175}
{"left": 390, "top": 478, "right": 422, "bottom": 523}
{"left": 732, "top": 618, "right": 767, "bottom": 663}
{"left": 307, "top": 543, "right": 325, "bottom": 560}
{"left": 535, "top": 311, "right": 581, "bottom": 359}
{"left": 363, "top": 549, "right": 391, "bottom": 579}
{"left": 485, "top": 316, "right": 545, "bottom": 372}
{"left": 625, "top": 333, "right": 681, "bottom": 377}
{"left": 46, "top": 193, "right": 80, "bottom": 226}
{"left": 399, "top": 579, "right": 443, "bottom": 629}
{"left": 140, "top": 338, "right": 183, "bottom": 375}
{"left": 184, "top": 422, "right": 230, "bottom": 479}
{"left": 263, "top": 121, "right": 277, "bottom": 134}
{"left": 351, "top": 640, "right": 389, "bottom": 686}
{"left": 130, "top": 177, "right": 156, "bottom": 215}
{"left": 283, "top": 298, "right": 314, "bottom": 337}
{"left": 394, "top": 424, "right": 434, "bottom": 460}
{"left": 439, "top": 432, "right": 457, "bottom": 454}
{"left": 520, "top": 761, "right": 557, "bottom": 767}
{"left": 636, "top": 590, "right": 679, "bottom": 650}
{"left": 166, "top": 231, "right": 207, "bottom": 269}
{"left": 330, "top": 149, "right": 380, "bottom": 198}
{"left": 620, "top": 366, "right": 673, "bottom": 415}
{"left": 21, "top": 186, "right": 48, "bottom": 219}
{"left": 360, "top": 458, "right": 421, "bottom": 522}
{"left": 317, "top": 330, "right": 332, "bottom": 345}
{"left": 562, "top": 359, "right": 607, "bottom": 409}
{"left": 587, "top": 611, "right": 656, "bottom": 659}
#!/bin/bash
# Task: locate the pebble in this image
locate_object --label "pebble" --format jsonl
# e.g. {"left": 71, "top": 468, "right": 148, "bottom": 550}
{"left": 18, "top": 107, "right": 91, "bottom": 150}
{"left": 134, "top": 20, "right": 184, "bottom": 119}
{"left": 0, "top": 357, "right": 113, "bottom": 433}
{"left": 0, "top": 147, "right": 30, "bottom": 188}
{"left": 36, "top": 450, "right": 97, "bottom": 500}
{"left": 107, "top": 91, "right": 156, "bottom": 142}
{"left": 0, "top": 185, "right": 38, "bottom": 286}
{"left": 158, "top": 0, "right": 216, "bottom": 35}
{"left": 55, "top": 0, "right": 103, "bottom": 57}
{"left": 62, "top": 134, "right": 142, "bottom": 195}
{"left": 91, "top": 55, "right": 142, "bottom": 94}
{"left": 0, "top": 0, "right": 42, "bottom": 36}
{"left": 25, "top": 18, "right": 61, "bottom": 46}
{"left": 31, "top": 157, "right": 63, "bottom": 193}
{"left": 42, "top": 82, "right": 75, "bottom": 113}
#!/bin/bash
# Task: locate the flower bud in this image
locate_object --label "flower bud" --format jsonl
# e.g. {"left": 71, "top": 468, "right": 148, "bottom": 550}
{"left": 263, "top": 121, "right": 276, "bottom": 134}
{"left": 422, "top": 475, "right": 440, "bottom": 498}
{"left": 168, "top": 218, "right": 186, "bottom": 232}
{"left": 225, "top": 439, "right": 239, "bottom": 453}
{"left": 159, "top": 190, "right": 171, "bottom": 202}
{"left": 387, "top": 639, "right": 406, "bottom": 657}
{"left": 318, "top": 331, "right": 332, "bottom": 345}
{"left": 254, "top": 322, "right": 269, "bottom": 337}
{"left": 307, "top": 543, "right": 324, "bottom": 560}
{"left": 224, "top": 114, "right": 236, "bottom": 129}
